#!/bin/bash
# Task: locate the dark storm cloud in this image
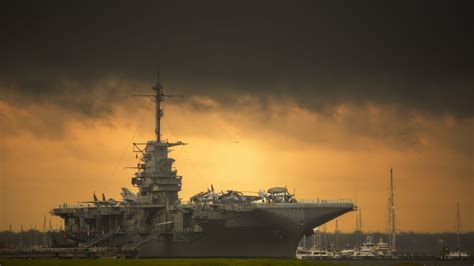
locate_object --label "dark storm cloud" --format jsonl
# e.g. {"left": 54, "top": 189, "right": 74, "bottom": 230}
{"left": 1, "top": 0, "right": 473, "bottom": 117}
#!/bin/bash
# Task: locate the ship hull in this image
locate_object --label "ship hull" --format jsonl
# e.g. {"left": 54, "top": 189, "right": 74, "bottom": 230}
{"left": 133, "top": 203, "right": 353, "bottom": 258}
{"left": 136, "top": 227, "right": 299, "bottom": 258}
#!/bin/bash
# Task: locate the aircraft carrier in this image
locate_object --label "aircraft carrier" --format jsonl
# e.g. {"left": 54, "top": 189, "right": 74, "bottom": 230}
{"left": 49, "top": 70, "right": 355, "bottom": 258}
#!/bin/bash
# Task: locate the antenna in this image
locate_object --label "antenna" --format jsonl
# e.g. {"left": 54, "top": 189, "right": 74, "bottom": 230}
{"left": 153, "top": 59, "right": 163, "bottom": 142}
{"left": 133, "top": 51, "right": 184, "bottom": 143}
{"left": 145, "top": 49, "right": 184, "bottom": 142}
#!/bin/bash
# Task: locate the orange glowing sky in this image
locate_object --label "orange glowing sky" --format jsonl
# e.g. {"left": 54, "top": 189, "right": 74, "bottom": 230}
{"left": 0, "top": 80, "right": 472, "bottom": 233}
{"left": 1, "top": 1, "right": 473, "bottom": 234}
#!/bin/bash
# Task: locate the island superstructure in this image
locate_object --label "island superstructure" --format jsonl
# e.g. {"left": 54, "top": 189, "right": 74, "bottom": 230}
{"left": 50, "top": 70, "right": 355, "bottom": 258}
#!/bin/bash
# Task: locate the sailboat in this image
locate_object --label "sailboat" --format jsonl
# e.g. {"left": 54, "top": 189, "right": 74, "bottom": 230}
{"left": 445, "top": 203, "right": 469, "bottom": 259}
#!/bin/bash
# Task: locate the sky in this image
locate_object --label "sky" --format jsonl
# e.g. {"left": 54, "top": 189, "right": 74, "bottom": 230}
{"left": 0, "top": 1, "right": 473, "bottom": 233}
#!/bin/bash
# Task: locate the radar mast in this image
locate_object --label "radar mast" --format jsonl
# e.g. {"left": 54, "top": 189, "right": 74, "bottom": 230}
{"left": 153, "top": 62, "right": 163, "bottom": 142}
{"left": 130, "top": 60, "right": 185, "bottom": 205}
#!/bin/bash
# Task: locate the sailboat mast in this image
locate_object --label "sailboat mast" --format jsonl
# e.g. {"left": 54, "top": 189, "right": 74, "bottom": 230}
{"left": 456, "top": 202, "right": 461, "bottom": 252}
{"left": 355, "top": 185, "right": 359, "bottom": 231}
{"left": 388, "top": 169, "right": 396, "bottom": 252}
{"left": 20, "top": 225, "right": 23, "bottom": 249}
{"left": 323, "top": 224, "right": 327, "bottom": 249}
{"left": 313, "top": 227, "right": 317, "bottom": 248}
{"left": 43, "top": 215, "right": 47, "bottom": 247}
{"left": 355, "top": 185, "right": 360, "bottom": 247}
{"left": 9, "top": 223, "right": 12, "bottom": 249}
{"left": 357, "top": 207, "right": 362, "bottom": 248}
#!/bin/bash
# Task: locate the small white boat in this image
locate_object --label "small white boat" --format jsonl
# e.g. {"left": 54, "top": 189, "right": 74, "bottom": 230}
{"left": 300, "top": 246, "right": 334, "bottom": 260}
{"left": 446, "top": 250, "right": 470, "bottom": 259}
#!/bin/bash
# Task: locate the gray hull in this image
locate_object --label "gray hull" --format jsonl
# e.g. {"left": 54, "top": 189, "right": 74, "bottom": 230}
{"left": 133, "top": 203, "right": 353, "bottom": 258}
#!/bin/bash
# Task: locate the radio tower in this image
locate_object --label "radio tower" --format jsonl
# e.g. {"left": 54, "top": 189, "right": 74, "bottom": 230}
{"left": 387, "top": 169, "right": 396, "bottom": 252}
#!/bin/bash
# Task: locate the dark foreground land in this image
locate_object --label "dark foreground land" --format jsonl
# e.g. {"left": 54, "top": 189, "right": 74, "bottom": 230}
{"left": 0, "top": 259, "right": 473, "bottom": 266}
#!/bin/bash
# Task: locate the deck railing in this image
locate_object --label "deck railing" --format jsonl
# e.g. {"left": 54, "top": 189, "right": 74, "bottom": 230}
{"left": 297, "top": 199, "right": 353, "bottom": 204}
